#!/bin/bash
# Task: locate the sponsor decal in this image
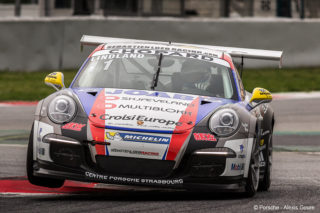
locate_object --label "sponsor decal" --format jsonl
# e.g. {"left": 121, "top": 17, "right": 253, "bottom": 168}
{"left": 111, "top": 148, "right": 159, "bottom": 156}
{"left": 104, "top": 45, "right": 218, "bottom": 61}
{"left": 260, "top": 139, "right": 265, "bottom": 146}
{"left": 238, "top": 144, "right": 246, "bottom": 158}
{"left": 62, "top": 122, "right": 86, "bottom": 131}
{"left": 193, "top": 133, "right": 217, "bottom": 141}
{"left": 85, "top": 172, "right": 183, "bottom": 185}
{"left": 124, "top": 133, "right": 170, "bottom": 144}
{"left": 91, "top": 53, "right": 145, "bottom": 62}
{"left": 259, "top": 88, "right": 271, "bottom": 96}
{"left": 262, "top": 130, "right": 270, "bottom": 136}
{"left": 105, "top": 95, "right": 120, "bottom": 109}
{"left": 105, "top": 103, "right": 117, "bottom": 109}
{"left": 105, "top": 132, "right": 170, "bottom": 144}
{"left": 137, "top": 120, "right": 144, "bottom": 126}
{"left": 238, "top": 154, "right": 246, "bottom": 159}
{"left": 37, "top": 128, "right": 42, "bottom": 142}
{"left": 261, "top": 104, "right": 269, "bottom": 114}
{"left": 46, "top": 72, "right": 57, "bottom": 79}
{"left": 99, "top": 48, "right": 218, "bottom": 61}
{"left": 242, "top": 123, "right": 248, "bottom": 132}
{"left": 105, "top": 89, "right": 196, "bottom": 101}
{"left": 231, "top": 163, "right": 244, "bottom": 170}
{"left": 240, "top": 144, "right": 244, "bottom": 153}
{"left": 118, "top": 104, "right": 192, "bottom": 115}
{"left": 38, "top": 148, "right": 45, "bottom": 155}
{"left": 100, "top": 114, "right": 182, "bottom": 127}
{"left": 105, "top": 45, "right": 203, "bottom": 54}
{"left": 120, "top": 96, "right": 193, "bottom": 106}
{"left": 105, "top": 132, "right": 123, "bottom": 141}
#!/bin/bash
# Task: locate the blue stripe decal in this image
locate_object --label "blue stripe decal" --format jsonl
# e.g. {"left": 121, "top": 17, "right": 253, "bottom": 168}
{"left": 105, "top": 145, "right": 109, "bottom": 156}
{"left": 232, "top": 70, "right": 242, "bottom": 101}
{"left": 162, "top": 147, "right": 168, "bottom": 160}
{"left": 72, "top": 88, "right": 103, "bottom": 116}
{"left": 195, "top": 97, "right": 236, "bottom": 124}
{"left": 104, "top": 125, "right": 174, "bottom": 134}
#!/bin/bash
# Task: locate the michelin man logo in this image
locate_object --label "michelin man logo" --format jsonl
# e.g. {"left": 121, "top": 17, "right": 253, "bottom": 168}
{"left": 105, "top": 132, "right": 123, "bottom": 141}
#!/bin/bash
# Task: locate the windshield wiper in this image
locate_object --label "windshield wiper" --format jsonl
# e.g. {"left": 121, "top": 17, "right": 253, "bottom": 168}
{"left": 151, "top": 53, "right": 163, "bottom": 90}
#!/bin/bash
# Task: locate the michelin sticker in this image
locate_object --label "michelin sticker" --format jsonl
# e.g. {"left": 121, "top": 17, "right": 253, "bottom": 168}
{"left": 106, "top": 131, "right": 170, "bottom": 145}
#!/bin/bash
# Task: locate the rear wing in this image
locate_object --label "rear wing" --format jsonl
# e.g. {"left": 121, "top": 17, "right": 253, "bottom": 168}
{"left": 80, "top": 35, "right": 283, "bottom": 67}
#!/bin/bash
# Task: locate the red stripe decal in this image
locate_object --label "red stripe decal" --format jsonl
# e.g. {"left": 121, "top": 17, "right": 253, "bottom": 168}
{"left": 88, "top": 44, "right": 105, "bottom": 58}
{"left": 221, "top": 54, "right": 235, "bottom": 70}
{"left": 166, "top": 97, "right": 199, "bottom": 160}
{"left": 89, "top": 89, "right": 106, "bottom": 155}
{"left": 0, "top": 101, "right": 38, "bottom": 106}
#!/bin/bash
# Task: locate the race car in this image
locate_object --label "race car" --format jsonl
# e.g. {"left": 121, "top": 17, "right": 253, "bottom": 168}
{"left": 27, "top": 35, "right": 283, "bottom": 197}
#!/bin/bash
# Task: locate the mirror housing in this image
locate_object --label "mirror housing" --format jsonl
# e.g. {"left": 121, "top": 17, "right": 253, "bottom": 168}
{"left": 249, "top": 87, "right": 272, "bottom": 109}
{"left": 44, "top": 72, "right": 65, "bottom": 91}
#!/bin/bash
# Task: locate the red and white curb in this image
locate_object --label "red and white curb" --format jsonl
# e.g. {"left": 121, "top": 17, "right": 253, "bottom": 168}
{"left": 0, "top": 101, "right": 38, "bottom": 107}
{"left": 0, "top": 177, "right": 159, "bottom": 196}
{"left": 272, "top": 92, "right": 320, "bottom": 100}
{"left": 0, "top": 177, "right": 99, "bottom": 196}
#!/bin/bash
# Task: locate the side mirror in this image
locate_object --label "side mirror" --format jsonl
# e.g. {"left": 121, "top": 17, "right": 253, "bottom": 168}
{"left": 249, "top": 87, "right": 272, "bottom": 109}
{"left": 44, "top": 72, "right": 65, "bottom": 91}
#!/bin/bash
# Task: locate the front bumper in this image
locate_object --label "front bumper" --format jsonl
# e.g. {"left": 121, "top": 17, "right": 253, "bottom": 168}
{"left": 34, "top": 159, "right": 245, "bottom": 190}
{"left": 35, "top": 134, "right": 246, "bottom": 190}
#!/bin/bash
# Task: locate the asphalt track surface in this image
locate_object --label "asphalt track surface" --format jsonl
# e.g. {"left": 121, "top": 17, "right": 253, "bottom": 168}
{"left": 0, "top": 95, "right": 319, "bottom": 213}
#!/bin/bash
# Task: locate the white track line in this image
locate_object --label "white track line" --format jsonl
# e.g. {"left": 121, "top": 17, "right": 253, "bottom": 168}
{"left": 273, "top": 91, "right": 320, "bottom": 100}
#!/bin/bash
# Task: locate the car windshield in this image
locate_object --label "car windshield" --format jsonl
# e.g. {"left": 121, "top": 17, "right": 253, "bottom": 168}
{"left": 72, "top": 48, "right": 237, "bottom": 100}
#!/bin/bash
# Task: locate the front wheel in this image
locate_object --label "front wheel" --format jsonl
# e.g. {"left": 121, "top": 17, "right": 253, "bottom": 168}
{"left": 26, "top": 123, "right": 65, "bottom": 188}
{"left": 258, "top": 130, "right": 273, "bottom": 191}
{"left": 244, "top": 139, "right": 260, "bottom": 197}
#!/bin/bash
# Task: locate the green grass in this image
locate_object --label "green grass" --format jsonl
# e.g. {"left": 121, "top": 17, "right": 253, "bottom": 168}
{"left": 242, "top": 67, "right": 320, "bottom": 93}
{"left": 0, "top": 70, "right": 78, "bottom": 101}
{"left": 1, "top": 68, "right": 320, "bottom": 101}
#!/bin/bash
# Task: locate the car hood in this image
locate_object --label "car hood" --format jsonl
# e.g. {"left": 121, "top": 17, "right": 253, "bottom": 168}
{"left": 72, "top": 88, "right": 236, "bottom": 133}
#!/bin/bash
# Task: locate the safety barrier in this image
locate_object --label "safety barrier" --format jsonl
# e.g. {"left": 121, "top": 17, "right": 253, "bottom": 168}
{"left": 0, "top": 17, "right": 319, "bottom": 71}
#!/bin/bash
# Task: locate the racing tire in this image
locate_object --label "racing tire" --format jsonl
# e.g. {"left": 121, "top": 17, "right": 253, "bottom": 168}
{"left": 27, "top": 123, "right": 65, "bottom": 188}
{"left": 258, "top": 130, "right": 273, "bottom": 191}
{"left": 244, "top": 138, "right": 260, "bottom": 197}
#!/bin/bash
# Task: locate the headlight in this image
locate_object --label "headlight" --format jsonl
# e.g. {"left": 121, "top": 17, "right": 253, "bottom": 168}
{"left": 209, "top": 108, "right": 239, "bottom": 136}
{"left": 48, "top": 95, "right": 77, "bottom": 124}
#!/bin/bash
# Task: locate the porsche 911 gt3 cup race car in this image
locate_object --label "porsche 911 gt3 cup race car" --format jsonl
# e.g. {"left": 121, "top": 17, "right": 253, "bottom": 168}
{"left": 27, "top": 35, "right": 283, "bottom": 197}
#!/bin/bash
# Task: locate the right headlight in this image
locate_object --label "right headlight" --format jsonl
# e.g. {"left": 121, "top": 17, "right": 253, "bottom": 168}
{"left": 209, "top": 108, "right": 239, "bottom": 136}
{"left": 48, "top": 95, "right": 77, "bottom": 124}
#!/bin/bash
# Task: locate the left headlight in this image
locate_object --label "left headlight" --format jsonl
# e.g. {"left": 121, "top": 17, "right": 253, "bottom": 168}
{"left": 209, "top": 108, "right": 239, "bottom": 136}
{"left": 48, "top": 95, "right": 77, "bottom": 124}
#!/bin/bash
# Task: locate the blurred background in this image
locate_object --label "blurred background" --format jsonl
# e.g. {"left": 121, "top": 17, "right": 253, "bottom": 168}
{"left": 1, "top": 0, "right": 319, "bottom": 18}
{"left": 1, "top": 0, "right": 320, "bottom": 100}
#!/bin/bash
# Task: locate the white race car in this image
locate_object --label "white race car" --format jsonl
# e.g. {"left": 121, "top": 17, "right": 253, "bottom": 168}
{"left": 27, "top": 35, "right": 283, "bottom": 197}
